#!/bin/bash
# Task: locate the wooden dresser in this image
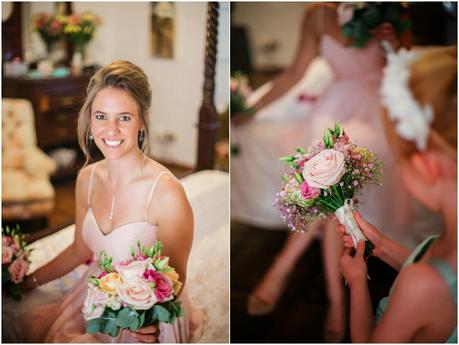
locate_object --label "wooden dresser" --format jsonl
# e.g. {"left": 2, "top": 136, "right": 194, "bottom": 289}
{"left": 3, "top": 75, "right": 90, "bottom": 181}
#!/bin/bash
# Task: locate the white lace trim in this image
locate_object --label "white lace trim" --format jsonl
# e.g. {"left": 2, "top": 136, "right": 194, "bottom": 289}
{"left": 381, "top": 49, "right": 433, "bottom": 150}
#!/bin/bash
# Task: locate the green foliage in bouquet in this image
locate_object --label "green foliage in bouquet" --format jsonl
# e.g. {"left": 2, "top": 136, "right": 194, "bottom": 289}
{"left": 86, "top": 300, "right": 183, "bottom": 337}
{"left": 341, "top": 3, "right": 412, "bottom": 48}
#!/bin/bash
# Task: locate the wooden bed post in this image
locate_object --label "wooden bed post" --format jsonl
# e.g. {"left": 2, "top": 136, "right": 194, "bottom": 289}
{"left": 196, "top": 2, "right": 220, "bottom": 171}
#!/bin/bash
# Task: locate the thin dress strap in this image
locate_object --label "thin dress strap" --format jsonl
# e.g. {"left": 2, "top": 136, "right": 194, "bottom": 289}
{"left": 144, "top": 171, "right": 173, "bottom": 221}
{"left": 87, "top": 163, "right": 97, "bottom": 207}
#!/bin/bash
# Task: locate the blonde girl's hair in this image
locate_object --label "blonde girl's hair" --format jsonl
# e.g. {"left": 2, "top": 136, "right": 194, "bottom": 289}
{"left": 382, "top": 46, "right": 457, "bottom": 159}
{"left": 77, "top": 60, "right": 152, "bottom": 166}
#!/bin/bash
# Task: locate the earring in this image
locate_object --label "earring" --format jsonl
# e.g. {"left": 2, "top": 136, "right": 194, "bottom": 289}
{"left": 138, "top": 130, "right": 145, "bottom": 142}
{"left": 89, "top": 133, "right": 93, "bottom": 140}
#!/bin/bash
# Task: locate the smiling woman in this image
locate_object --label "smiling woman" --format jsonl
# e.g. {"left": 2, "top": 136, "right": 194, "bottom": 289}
{"left": 18, "top": 61, "right": 200, "bottom": 343}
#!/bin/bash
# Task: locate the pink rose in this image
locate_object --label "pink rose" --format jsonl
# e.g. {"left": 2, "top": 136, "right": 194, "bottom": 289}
{"left": 2, "top": 245, "right": 13, "bottom": 264}
{"left": 2, "top": 236, "right": 12, "bottom": 246}
{"left": 8, "top": 258, "right": 28, "bottom": 284}
{"left": 117, "top": 279, "right": 157, "bottom": 310}
{"left": 302, "top": 149, "right": 346, "bottom": 189}
{"left": 115, "top": 259, "right": 152, "bottom": 282}
{"left": 300, "top": 181, "right": 320, "bottom": 200}
{"left": 143, "top": 269, "right": 174, "bottom": 302}
{"left": 83, "top": 285, "right": 109, "bottom": 320}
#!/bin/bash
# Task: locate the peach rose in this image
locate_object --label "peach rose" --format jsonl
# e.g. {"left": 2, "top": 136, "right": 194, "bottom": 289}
{"left": 117, "top": 279, "right": 157, "bottom": 310}
{"left": 99, "top": 272, "right": 121, "bottom": 295}
{"left": 8, "top": 258, "right": 29, "bottom": 284}
{"left": 2, "top": 245, "right": 13, "bottom": 264}
{"left": 302, "top": 149, "right": 346, "bottom": 189}
{"left": 164, "top": 269, "right": 182, "bottom": 296}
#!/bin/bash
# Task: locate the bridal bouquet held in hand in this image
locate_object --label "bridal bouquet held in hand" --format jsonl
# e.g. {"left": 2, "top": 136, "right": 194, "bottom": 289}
{"left": 274, "top": 123, "right": 383, "bottom": 256}
{"left": 83, "top": 241, "right": 183, "bottom": 337}
{"left": 2, "top": 225, "right": 32, "bottom": 301}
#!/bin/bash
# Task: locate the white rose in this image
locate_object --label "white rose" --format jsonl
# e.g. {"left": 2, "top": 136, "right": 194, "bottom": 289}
{"left": 337, "top": 3, "right": 355, "bottom": 25}
{"left": 83, "top": 285, "right": 108, "bottom": 320}
{"left": 2, "top": 245, "right": 13, "bottom": 264}
{"left": 115, "top": 259, "right": 151, "bottom": 282}
{"left": 117, "top": 278, "right": 157, "bottom": 310}
{"left": 302, "top": 149, "right": 346, "bottom": 189}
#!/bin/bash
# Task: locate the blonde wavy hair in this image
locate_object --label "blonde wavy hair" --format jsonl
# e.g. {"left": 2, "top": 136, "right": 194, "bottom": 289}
{"left": 77, "top": 60, "right": 152, "bottom": 166}
{"left": 382, "top": 46, "right": 457, "bottom": 160}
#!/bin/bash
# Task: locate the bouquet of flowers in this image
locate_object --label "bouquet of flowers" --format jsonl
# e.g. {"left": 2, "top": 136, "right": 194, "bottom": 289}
{"left": 83, "top": 241, "right": 183, "bottom": 337}
{"left": 32, "top": 13, "right": 66, "bottom": 53}
{"left": 2, "top": 225, "right": 32, "bottom": 301}
{"left": 338, "top": 2, "right": 411, "bottom": 48}
{"left": 63, "top": 12, "right": 101, "bottom": 56}
{"left": 274, "top": 123, "right": 383, "bottom": 256}
{"left": 230, "top": 72, "right": 255, "bottom": 121}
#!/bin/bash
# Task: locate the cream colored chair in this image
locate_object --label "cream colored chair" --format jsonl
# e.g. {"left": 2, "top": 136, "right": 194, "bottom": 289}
{"left": 2, "top": 98, "right": 57, "bottom": 220}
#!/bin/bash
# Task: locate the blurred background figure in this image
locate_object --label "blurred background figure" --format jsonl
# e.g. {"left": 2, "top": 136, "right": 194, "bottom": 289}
{"left": 230, "top": 2, "right": 457, "bottom": 343}
{"left": 2, "top": 2, "right": 229, "bottom": 343}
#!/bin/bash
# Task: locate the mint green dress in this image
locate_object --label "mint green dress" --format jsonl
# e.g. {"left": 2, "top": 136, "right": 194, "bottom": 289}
{"left": 375, "top": 235, "right": 457, "bottom": 342}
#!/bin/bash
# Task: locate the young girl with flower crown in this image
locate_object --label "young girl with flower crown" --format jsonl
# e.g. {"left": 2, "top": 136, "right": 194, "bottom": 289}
{"left": 339, "top": 46, "right": 457, "bottom": 342}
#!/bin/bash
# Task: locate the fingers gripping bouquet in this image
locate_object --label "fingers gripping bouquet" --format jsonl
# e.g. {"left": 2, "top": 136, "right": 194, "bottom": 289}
{"left": 2, "top": 225, "right": 32, "bottom": 301}
{"left": 83, "top": 241, "right": 183, "bottom": 337}
{"left": 274, "top": 124, "right": 383, "bottom": 256}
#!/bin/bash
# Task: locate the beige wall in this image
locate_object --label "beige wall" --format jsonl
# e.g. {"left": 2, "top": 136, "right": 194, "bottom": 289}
{"left": 23, "top": 2, "right": 229, "bottom": 168}
{"left": 232, "top": 2, "right": 307, "bottom": 70}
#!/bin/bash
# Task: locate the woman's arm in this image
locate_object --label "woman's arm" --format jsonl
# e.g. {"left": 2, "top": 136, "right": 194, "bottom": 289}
{"left": 23, "top": 167, "right": 93, "bottom": 290}
{"left": 338, "top": 212, "right": 410, "bottom": 271}
{"left": 253, "top": 4, "right": 332, "bottom": 112}
{"left": 151, "top": 175, "right": 194, "bottom": 292}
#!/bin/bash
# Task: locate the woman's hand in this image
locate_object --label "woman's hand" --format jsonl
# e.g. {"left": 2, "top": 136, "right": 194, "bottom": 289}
{"left": 371, "top": 22, "right": 401, "bottom": 51}
{"left": 339, "top": 240, "right": 367, "bottom": 287}
{"left": 336, "top": 211, "right": 386, "bottom": 259}
{"left": 131, "top": 323, "right": 160, "bottom": 343}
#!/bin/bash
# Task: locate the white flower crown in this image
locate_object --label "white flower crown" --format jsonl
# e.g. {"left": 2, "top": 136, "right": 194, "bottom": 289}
{"left": 381, "top": 49, "right": 433, "bottom": 150}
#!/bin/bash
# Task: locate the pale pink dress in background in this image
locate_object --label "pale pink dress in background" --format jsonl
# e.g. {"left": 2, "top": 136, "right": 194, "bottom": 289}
{"left": 21, "top": 169, "right": 197, "bottom": 343}
{"left": 232, "top": 34, "right": 436, "bottom": 247}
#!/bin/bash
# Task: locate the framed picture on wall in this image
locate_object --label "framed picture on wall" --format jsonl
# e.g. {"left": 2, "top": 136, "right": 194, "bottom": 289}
{"left": 151, "top": 2, "right": 175, "bottom": 59}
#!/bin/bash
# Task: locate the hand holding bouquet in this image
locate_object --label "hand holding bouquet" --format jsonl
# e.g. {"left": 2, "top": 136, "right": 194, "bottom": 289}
{"left": 2, "top": 225, "right": 32, "bottom": 301}
{"left": 275, "top": 123, "right": 383, "bottom": 256}
{"left": 83, "top": 241, "right": 183, "bottom": 337}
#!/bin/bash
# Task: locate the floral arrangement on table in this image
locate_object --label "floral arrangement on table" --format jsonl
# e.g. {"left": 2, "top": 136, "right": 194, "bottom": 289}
{"left": 230, "top": 72, "right": 255, "bottom": 121}
{"left": 274, "top": 123, "right": 383, "bottom": 256}
{"left": 32, "top": 13, "right": 67, "bottom": 53}
{"left": 63, "top": 12, "right": 101, "bottom": 58}
{"left": 2, "top": 225, "right": 32, "bottom": 301}
{"left": 83, "top": 240, "right": 183, "bottom": 337}
{"left": 338, "top": 2, "right": 412, "bottom": 48}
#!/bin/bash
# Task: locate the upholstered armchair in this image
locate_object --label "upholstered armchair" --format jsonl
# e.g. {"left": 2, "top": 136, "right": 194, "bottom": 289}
{"left": 2, "top": 98, "right": 57, "bottom": 220}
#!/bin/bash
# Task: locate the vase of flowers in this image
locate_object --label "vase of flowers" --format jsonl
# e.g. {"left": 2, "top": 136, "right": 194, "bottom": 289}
{"left": 32, "top": 13, "right": 66, "bottom": 56}
{"left": 64, "top": 12, "right": 101, "bottom": 65}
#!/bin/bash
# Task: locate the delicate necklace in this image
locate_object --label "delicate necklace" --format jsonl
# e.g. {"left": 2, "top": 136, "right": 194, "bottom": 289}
{"left": 107, "top": 154, "right": 147, "bottom": 223}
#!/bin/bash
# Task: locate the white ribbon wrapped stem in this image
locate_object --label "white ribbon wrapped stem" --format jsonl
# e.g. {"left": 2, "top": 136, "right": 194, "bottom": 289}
{"left": 334, "top": 199, "right": 367, "bottom": 248}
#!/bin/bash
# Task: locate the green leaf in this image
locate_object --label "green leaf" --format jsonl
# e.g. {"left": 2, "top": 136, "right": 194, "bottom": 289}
{"left": 334, "top": 123, "right": 342, "bottom": 137}
{"left": 279, "top": 155, "right": 295, "bottom": 163}
{"left": 3, "top": 268, "right": 11, "bottom": 283}
{"left": 115, "top": 308, "right": 139, "bottom": 328}
{"left": 294, "top": 172, "right": 304, "bottom": 184}
{"left": 87, "top": 318, "right": 104, "bottom": 334}
{"left": 323, "top": 128, "right": 334, "bottom": 148}
{"left": 103, "top": 318, "right": 118, "bottom": 336}
{"left": 295, "top": 147, "right": 306, "bottom": 154}
{"left": 129, "top": 247, "right": 135, "bottom": 257}
{"left": 138, "top": 311, "right": 146, "bottom": 328}
{"left": 153, "top": 305, "right": 171, "bottom": 323}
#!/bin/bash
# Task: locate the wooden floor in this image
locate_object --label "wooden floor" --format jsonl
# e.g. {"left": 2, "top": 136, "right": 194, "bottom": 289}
{"left": 230, "top": 221, "right": 398, "bottom": 343}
